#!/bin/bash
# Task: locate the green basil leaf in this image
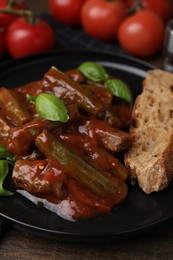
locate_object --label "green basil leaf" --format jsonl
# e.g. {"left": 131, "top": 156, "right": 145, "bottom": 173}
{"left": 0, "top": 160, "right": 13, "bottom": 196}
{"left": 78, "top": 62, "right": 109, "bottom": 82}
{"left": 105, "top": 79, "right": 133, "bottom": 107}
{"left": 35, "top": 93, "right": 69, "bottom": 122}
{"left": 0, "top": 145, "right": 15, "bottom": 162}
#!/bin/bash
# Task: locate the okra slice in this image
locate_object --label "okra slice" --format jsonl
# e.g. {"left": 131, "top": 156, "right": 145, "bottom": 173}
{"left": 35, "top": 129, "right": 128, "bottom": 200}
{"left": 0, "top": 87, "right": 31, "bottom": 126}
{"left": 13, "top": 159, "right": 65, "bottom": 198}
{"left": 0, "top": 112, "right": 11, "bottom": 146}
{"left": 43, "top": 67, "right": 103, "bottom": 116}
{"left": 10, "top": 117, "right": 60, "bottom": 155}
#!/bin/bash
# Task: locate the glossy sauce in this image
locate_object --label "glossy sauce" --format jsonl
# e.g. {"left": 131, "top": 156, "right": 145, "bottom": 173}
{"left": 1, "top": 67, "right": 131, "bottom": 221}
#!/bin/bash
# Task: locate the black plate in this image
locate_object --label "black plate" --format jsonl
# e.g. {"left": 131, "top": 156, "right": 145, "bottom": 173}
{"left": 0, "top": 49, "right": 172, "bottom": 242}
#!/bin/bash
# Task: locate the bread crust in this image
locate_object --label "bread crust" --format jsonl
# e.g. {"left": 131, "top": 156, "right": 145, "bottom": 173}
{"left": 125, "top": 69, "right": 173, "bottom": 193}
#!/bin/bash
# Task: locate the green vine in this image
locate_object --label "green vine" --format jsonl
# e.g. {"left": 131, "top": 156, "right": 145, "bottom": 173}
{"left": 0, "top": 0, "right": 36, "bottom": 24}
{"left": 128, "top": 0, "right": 144, "bottom": 14}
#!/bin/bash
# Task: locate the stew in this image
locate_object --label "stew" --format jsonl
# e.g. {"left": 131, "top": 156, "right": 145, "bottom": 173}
{"left": 0, "top": 63, "right": 132, "bottom": 221}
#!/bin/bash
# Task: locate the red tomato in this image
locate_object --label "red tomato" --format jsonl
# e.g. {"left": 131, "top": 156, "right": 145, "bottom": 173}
{"left": 81, "top": 0, "right": 127, "bottom": 41}
{"left": 126, "top": 0, "right": 172, "bottom": 23}
{"left": 0, "top": 0, "right": 28, "bottom": 28}
{"left": 6, "top": 17, "right": 55, "bottom": 58}
{"left": 0, "top": 29, "right": 6, "bottom": 56}
{"left": 49, "top": 0, "right": 87, "bottom": 26}
{"left": 118, "top": 10, "right": 165, "bottom": 58}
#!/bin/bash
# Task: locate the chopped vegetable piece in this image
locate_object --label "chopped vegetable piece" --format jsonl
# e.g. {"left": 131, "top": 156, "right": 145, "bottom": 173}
{"left": 65, "top": 69, "right": 85, "bottom": 83}
{"left": 60, "top": 132, "right": 129, "bottom": 182}
{"left": 0, "top": 112, "right": 12, "bottom": 146}
{"left": 81, "top": 119, "right": 131, "bottom": 151}
{"left": 96, "top": 128, "right": 131, "bottom": 152}
{"left": 43, "top": 66, "right": 103, "bottom": 116}
{"left": 0, "top": 87, "right": 31, "bottom": 126}
{"left": 81, "top": 83, "right": 112, "bottom": 107}
{"left": 35, "top": 129, "right": 128, "bottom": 200}
{"left": 13, "top": 159, "right": 65, "bottom": 198}
{"left": 9, "top": 117, "right": 60, "bottom": 155}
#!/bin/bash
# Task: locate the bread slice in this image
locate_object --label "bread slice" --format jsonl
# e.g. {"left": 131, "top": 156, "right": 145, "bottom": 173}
{"left": 125, "top": 69, "right": 173, "bottom": 194}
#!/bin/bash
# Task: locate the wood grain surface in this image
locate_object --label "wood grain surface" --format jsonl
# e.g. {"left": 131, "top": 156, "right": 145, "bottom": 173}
{"left": 1, "top": 219, "right": 173, "bottom": 260}
{"left": 1, "top": 1, "right": 173, "bottom": 259}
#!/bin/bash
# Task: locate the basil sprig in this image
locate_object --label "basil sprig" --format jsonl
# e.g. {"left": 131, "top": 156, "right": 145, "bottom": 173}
{"left": 0, "top": 145, "right": 15, "bottom": 196}
{"left": 27, "top": 93, "right": 69, "bottom": 122}
{"left": 78, "top": 61, "right": 133, "bottom": 106}
{"left": 78, "top": 61, "right": 109, "bottom": 82}
{"left": 105, "top": 79, "right": 133, "bottom": 107}
{"left": 0, "top": 160, "right": 13, "bottom": 196}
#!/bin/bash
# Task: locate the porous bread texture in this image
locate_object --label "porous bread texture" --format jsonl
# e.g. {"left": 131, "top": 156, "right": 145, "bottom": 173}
{"left": 125, "top": 69, "right": 173, "bottom": 194}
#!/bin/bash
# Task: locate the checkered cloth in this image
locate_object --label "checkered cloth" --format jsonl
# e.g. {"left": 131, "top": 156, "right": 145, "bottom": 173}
{"left": 42, "top": 13, "right": 127, "bottom": 55}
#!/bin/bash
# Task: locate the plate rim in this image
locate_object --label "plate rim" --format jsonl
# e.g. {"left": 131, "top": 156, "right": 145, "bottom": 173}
{"left": 0, "top": 48, "right": 157, "bottom": 72}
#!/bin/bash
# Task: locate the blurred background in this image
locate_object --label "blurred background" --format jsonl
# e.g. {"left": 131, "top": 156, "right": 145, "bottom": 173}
{"left": 1, "top": 0, "right": 173, "bottom": 68}
{"left": 27, "top": 0, "right": 48, "bottom": 13}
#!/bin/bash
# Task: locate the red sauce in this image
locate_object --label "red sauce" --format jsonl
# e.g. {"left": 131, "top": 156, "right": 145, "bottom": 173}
{"left": 1, "top": 67, "right": 131, "bottom": 221}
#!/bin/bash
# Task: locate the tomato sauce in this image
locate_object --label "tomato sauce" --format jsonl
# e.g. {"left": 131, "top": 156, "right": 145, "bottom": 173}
{"left": 0, "top": 66, "right": 131, "bottom": 221}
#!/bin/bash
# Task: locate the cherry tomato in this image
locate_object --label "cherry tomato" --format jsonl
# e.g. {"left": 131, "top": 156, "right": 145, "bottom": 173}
{"left": 0, "top": 29, "right": 6, "bottom": 56}
{"left": 81, "top": 0, "right": 127, "bottom": 41}
{"left": 0, "top": 0, "right": 28, "bottom": 28}
{"left": 49, "top": 0, "right": 87, "bottom": 26}
{"left": 126, "top": 0, "right": 172, "bottom": 23}
{"left": 6, "top": 17, "right": 55, "bottom": 58}
{"left": 118, "top": 10, "right": 165, "bottom": 58}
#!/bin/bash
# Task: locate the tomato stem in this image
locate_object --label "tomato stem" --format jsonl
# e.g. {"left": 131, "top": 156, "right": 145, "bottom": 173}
{"left": 134, "top": 0, "right": 142, "bottom": 6}
{"left": 7, "top": 0, "right": 24, "bottom": 6}
{"left": 0, "top": 8, "right": 35, "bottom": 24}
{"left": 128, "top": 0, "right": 143, "bottom": 14}
{"left": 7, "top": 0, "right": 14, "bottom": 8}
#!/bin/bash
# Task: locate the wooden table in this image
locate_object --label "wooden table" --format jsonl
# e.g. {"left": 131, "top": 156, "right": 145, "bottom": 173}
{"left": 1, "top": 1, "right": 173, "bottom": 259}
